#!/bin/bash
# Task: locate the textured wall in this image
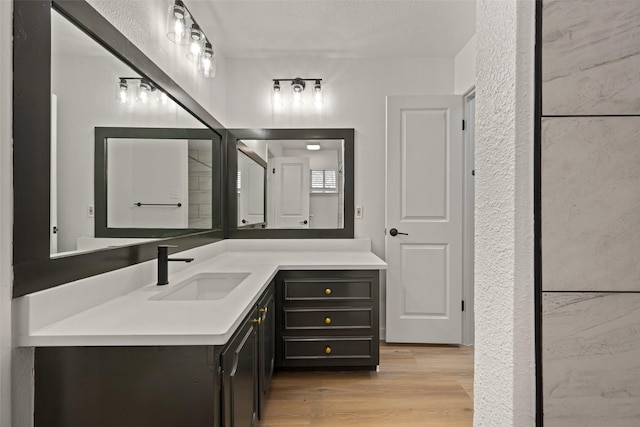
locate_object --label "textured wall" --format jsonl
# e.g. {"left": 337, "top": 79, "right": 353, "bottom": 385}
{"left": 474, "top": 0, "right": 535, "bottom": 425}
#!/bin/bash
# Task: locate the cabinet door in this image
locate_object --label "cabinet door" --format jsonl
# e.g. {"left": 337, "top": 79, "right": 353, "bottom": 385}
{"left": 222, "top": 310, "right": 258, "bottom": 427}
{"left": 257, "top": 283, "right": 275, "bottom": 418}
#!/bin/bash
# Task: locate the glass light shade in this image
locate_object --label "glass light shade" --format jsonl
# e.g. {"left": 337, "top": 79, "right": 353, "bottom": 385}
{"left": 116, "top": 79, "right": 129, "bottom": 105}
{"left": 313, "top": 81, "right": 324, "bottom": 106}
{"left": 198, "top": 42, "right": 215, "bottom": 78}
{"left": 137, "top": 81, "right": 152, "bottom": 104}
{"left": 158, "top": 91, "right": 170, "bottom": 105}
{"left": 166, "top": 1, "right": 189, "bottom": 45}
{"left": 186, "top": 25, "right": 204, "bottom": 62}
{"left": 272, "top": 81, "right": 282, "bottom": 107}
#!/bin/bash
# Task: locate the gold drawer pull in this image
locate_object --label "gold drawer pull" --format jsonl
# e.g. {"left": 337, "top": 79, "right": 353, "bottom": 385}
{"left": 325, "top": 346, "right": 332, "bottom": 354}
{"left": 324, "top": 317, "right": 332, "bottom": 325}
{"left": 251, "top": 317, "right": 261, "bottom": 325}
{"left": 259, "top": 307, "right": 268, "bottom": 314}
{"left": 325, "top": 288, "right": 332, "bottom": 295}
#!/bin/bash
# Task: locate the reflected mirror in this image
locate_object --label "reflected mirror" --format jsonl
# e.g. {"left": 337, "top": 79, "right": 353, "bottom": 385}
{"left": 227, "top": 129, "right": 354, "bottom": 239}
{"left": 94, "top": 127, "right": 221, "bottom": 242}
{"left": 237, "top": 144, "right": 267, "bottom": 228}
{"left": 50, "top": 8, "right": 219, "bottom": 257}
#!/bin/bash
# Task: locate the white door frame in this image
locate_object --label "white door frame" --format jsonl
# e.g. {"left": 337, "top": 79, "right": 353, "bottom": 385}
{"left": 462, "top": 87, "right": 476, "bottom": 346}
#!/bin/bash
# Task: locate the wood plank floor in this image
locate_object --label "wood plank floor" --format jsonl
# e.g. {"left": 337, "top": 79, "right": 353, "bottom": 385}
{"left": 259, "top": 342, "right": 474, "bottom": 426}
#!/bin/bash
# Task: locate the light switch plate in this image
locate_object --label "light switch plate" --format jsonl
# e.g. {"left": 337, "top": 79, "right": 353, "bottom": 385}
{"left": 355, "top": 205, "right": 363, "bottom": 219}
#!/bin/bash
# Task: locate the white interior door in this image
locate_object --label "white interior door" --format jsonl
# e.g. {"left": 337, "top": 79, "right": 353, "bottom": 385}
{"left": 385, "top": 95, "right": 463, "bottom": 344}
{"left": 273, "top": 157, "right": 310, "bottom": 228}
{"left": 239, "top": 162, "right": 265, "bottom": 225}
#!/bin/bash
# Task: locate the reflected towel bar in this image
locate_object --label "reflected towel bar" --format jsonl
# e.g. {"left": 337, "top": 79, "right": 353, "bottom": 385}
{"left": 134, "top": 202, "right": 182, "bottom": 207}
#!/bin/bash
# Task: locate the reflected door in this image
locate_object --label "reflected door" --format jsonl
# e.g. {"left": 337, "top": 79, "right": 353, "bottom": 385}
{"left": 272, "top": 157, "right": 310, "bottom": 228}
{"left": 385, "top": 95, "right": 463, "bottom": 344}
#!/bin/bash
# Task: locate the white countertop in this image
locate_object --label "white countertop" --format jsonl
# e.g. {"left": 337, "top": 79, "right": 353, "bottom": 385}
{"left": 14, "top": 240, "right": 386, "bottom": 347}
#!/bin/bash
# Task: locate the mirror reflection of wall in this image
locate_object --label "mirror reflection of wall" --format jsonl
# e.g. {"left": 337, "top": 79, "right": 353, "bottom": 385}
{"left": 51, "top": 9, "right": 208, "bottom": 256}
{"left": 105, "top": 138, "right": 213, "bottom": 230}
{"left": 241, "top": 139, "right": 344, "bottom": 230}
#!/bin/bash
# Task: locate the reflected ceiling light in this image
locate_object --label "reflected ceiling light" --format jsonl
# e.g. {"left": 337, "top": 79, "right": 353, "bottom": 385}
{"left": 166, "top": 0, "right": 216, "bottom": 79}
{"left": 306, "top": 144, "right": 321, "bottom": 151}
{"left": 271, "top": 78, "right": 323, "bottom": 108}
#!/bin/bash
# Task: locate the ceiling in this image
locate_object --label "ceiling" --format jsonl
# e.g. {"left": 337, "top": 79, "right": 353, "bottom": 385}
{"left": 188, "top": 0, "right": 476, "bottom": 59}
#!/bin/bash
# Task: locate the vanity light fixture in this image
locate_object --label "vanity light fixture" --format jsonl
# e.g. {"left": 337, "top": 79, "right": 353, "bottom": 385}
{"left": 116, "top": 77, "right": 171, "bottom": 106}
{"left": 272, "top": 78, "right": 323, "bottom": 107}
{"left": 166, "top": 0, "right": 216, "bottom": 79}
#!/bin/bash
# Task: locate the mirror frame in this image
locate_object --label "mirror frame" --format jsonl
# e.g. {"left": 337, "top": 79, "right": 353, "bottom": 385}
{"left": 225, "top": 128, "right": 355, "bottom": 239}
{"left": 94, "top": 127, "right": 223, "bottom": 238}
{"left": 236, "top": 142, "right": 268, "bottom": 229}
{"left": 13, "top": 0, "right": 226, "bottom": 297}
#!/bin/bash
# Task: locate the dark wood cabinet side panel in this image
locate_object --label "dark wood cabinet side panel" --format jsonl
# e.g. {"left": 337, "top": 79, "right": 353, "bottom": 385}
{"left": 35, "top": 346, "right": 218, "bottom": 427}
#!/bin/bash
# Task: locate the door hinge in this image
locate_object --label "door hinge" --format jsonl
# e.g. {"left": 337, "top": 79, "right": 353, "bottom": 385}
{"left": 462, "top": 120, "right": 466, "bottom": 131}
{"left": 462, "top": 300, "right": 465, "bottom": 311}
{"left": 272, "top": 168, "right": 275, "bottom": 174}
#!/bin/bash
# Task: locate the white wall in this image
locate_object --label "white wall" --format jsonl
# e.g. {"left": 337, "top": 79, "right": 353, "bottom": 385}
{"left": 0, "top": 2, "right": 12, "bottom": 426}
{"left": 474, "top": 1, "right": 535, "bottom": 425}
{"left": 455, "top": 34, "right": 477, "bottom": 94}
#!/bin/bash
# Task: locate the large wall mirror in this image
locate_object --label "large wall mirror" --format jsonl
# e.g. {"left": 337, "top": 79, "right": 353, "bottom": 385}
{"left": 226, "top": 129, "right": 354, "bottom": 238}
{"left": 13, "top": 0, "right": 225, "bottom": 296}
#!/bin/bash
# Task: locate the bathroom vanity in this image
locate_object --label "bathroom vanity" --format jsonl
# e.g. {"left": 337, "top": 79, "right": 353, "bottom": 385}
{"left": 15, "top": 240, "right": 385, "bottom": 427}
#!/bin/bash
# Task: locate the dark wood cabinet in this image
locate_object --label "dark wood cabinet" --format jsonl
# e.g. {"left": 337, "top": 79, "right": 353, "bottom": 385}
{"left": 221, "top": 307, "right": 259, "bottom": 427}
{"left": 275, "top": 270, "right": 380, "bottom": 369}
{"left": 257, "top": 283, "right": 275, "bottom": 418}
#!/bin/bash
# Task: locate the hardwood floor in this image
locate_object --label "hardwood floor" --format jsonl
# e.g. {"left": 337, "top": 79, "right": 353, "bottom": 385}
{"left": 259, "top": 342, "right": 474, "bottom": 426}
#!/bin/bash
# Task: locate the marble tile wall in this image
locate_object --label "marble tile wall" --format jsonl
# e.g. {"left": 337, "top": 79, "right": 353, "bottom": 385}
{"left": 540, "top": 0, "right": 640, "bottom": 424}
{"left": 541, "top": 117, "right": 640, "bottom": 292}
{"left": 542, "top": 0, "right": 640, "bottom": 116}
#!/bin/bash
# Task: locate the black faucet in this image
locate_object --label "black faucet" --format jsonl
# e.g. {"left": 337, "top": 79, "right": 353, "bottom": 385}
{"left": 157, "top": 245, "right": 194, "bottom": 286}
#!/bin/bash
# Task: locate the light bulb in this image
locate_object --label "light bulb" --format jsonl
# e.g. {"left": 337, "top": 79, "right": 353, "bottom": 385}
{"left": 198, "top": 42, "right": 215, "bottom": 78}
{"left": 138, "top": 81, "right": 151, "bottom": 104}
{"left": 291, "top": 79, "right": 305, "bottom": 106}
{"left": 186, "top": 24, "right": 203, "bottom": 62}
{"left": 116, "top": 79, "right": 128, "bottom": 104}
{"left": 313, "top": 80, "right": 323, "bottom": 107}
{"left": 272, "top": 81, "right": 282, "bottom": 107}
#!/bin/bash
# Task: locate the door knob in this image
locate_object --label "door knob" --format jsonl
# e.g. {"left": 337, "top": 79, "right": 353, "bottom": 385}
{"left": 389, "top": 228, "right": 408, "bottom": 236}
{"left": 300, "top": 220, "right": 308, "bottom": 225}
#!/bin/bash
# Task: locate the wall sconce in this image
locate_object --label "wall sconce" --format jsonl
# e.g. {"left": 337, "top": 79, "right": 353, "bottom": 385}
{"left": 116, "top": 77, "right": 170, "bottom": 106}
{"left": 272, "top": 78, "right": 323, "bottom": 107}
{"left": 166, "top": 0, "right": 216, "bottom": 79}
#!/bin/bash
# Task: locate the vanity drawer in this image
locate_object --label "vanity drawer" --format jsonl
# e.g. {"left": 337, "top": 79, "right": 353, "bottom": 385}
{"left": 283, "top": 308, "right": 373, "bottom": 330}
{"left": 282, "top": 337, "right": 374, "bottom": 360}
{"left": 282, "top": 278, "right": 373, "bottom": 301}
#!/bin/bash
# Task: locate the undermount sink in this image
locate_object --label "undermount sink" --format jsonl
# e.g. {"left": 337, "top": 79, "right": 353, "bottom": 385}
{"left": 150, "top": 272, "right": 250, "bottom": 301}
